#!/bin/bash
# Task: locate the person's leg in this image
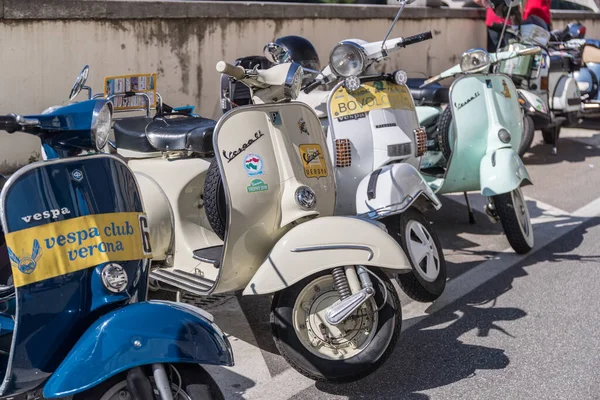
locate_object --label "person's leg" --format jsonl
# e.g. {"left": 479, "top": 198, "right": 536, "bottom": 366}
{"left": 487, "top": 28, "right": 500, "bottom": 52}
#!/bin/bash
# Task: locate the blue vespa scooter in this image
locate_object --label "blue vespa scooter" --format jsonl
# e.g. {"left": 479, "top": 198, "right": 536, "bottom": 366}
{"left": 0, "top": 98, "right": 232, "bottom": 399}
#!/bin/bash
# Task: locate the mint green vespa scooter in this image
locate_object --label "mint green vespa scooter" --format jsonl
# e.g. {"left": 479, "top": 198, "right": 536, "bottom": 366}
{"left": 417, "top": 43, "right": 541, "bottom": 254}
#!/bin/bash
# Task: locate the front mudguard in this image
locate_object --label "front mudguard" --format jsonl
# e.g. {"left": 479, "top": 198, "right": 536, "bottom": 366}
{"left": 43, "top": 301, "right": 233, "bottom": 398}
{"left": 480, "top": 148, "right": 532, "bottom": 197}
{"left": 242, "top": 216, "right": 411, "bottom": 295}
{"left": 356, "top": 163, "right": 441, "bottom": 219}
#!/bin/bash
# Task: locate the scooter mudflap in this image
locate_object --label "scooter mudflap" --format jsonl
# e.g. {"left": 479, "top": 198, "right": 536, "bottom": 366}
{"left": 325, "top": 287, "right": 375, "bottom": 325}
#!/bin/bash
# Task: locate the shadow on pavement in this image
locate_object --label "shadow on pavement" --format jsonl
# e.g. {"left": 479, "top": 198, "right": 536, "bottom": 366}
{"left": 523, "top": 136, "right": 600, "bottom": 166}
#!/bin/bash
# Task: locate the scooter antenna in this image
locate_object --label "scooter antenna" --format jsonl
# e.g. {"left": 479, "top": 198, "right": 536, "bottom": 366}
{"left": 496, "top": 2, "right": 514, "bottom": 53}
{"left": 382, "top": 0, "right": 407, "bottom": 55}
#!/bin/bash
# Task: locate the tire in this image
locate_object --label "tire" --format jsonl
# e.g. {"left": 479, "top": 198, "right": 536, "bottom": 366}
{"left": 384, "top": 208, "right": 447, "bottom": 302}
{"left": 493, "top": 188, "right": 534, "bottom": 254}
{"left": 541, "top": 125, "right": 560, "bottom": 144}
{"left": 74, "top": 363, "right": 224, "bottom": 400}
{"left": 437, "top": 105, "right": 454, "bottom": 160}
{"left": 204, "top": 159, "right": 227, "bottom": 240}
{"left": 147, "top": 288, "right": 178, "bottom": 301}
{"left": 271, "top": 268, "right": 400, "bottom": 383}
{"left": 518, "top": 115, "right": 535, "bottom": 157}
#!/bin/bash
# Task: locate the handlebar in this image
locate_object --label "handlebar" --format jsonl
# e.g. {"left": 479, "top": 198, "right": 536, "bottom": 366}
{"left": 398, "top": 31, "right": 433, "bottom": 48}
{"left": 216, "top": 61, "right": 246, "bottom": 80}
{"left": 0, "top": 115, "right": 21, "bottom": 133}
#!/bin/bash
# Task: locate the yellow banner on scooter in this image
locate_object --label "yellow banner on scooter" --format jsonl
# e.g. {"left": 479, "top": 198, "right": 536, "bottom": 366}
{"left": 330, "top": 81, "right": 414, "bottom": 118}
{"left": 4, "top": 212, "right": 152, "bottom": 288}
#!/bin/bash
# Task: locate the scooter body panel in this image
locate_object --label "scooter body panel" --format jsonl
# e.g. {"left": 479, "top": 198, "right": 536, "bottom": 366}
{"left": 242, "top": 216, "right": 410, "bottom": 295}
{"left": 127, "top": 157, "right": 222, "bottom": 277}
{"left": 0, "top": 155, "right": 151, "bottom": 397}
{"left": 550, "top": 73, "right": 581, "bottom": 113}
{"left": 212, "top": 102, "right": 336, "bottom": 294}
{"left": 326, "top": 81, "right": 420, "bottom": 215}
{"left": 480, "top": 147, "right": 532, "bottom": 197}
{"left": 355, "top": 162, "right": 441, "bottom": 218}
{"left": 43, "top": 301, "right": 233, "bottom": 398}
{"left": 439, "top": 74, "right": 523, "bottom": 195}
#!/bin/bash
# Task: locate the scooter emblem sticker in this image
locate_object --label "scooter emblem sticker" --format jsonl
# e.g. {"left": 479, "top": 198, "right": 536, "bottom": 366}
{"left": 247, "top": 179, "right": 269, "bottom": 193}
{"left": 501, "top": 81, "right": 512, "bottom": 98}
{"left": 7, "top": 239, "right": 42, "bottom": 275}
{"left": 244, "top": 154, "right": 264, "bottom": 176}
{"left": 72, "top": 169, "right": 84, "bottom": 182}
{"left": 298, "top": 118, "right": 309, "bottom": 135}
{"left": 299, "top": 144, "right": 328, "bottom": 178}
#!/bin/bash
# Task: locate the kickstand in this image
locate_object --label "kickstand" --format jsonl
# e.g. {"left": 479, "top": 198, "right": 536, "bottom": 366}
{"left": 464, "top": 192, "right": 476, "bottom": 224}
{"left": 552, "top": 126, "right": 558, "bottom": 156}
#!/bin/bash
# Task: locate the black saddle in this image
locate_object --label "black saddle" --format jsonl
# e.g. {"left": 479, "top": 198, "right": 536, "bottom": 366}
{"left": 113, "top": 115, "right": 216, "bottom": 155}
{"left": 406, "top": 78, "right": 450, "bottom": 106}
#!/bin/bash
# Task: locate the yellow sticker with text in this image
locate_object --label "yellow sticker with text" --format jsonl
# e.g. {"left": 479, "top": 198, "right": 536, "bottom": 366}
{"left": 299, "top": 144, "right": 328, "bottom": 178}
{"left": 330, "top": 81, "right": 414, "bottom": 118}
{"left": 5, "top": 212, "right": 152, "bottom": 288}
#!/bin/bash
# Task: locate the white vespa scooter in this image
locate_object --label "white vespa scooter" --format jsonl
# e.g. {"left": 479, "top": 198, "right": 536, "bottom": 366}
{"left": 255, "top": 0, "right": 447, "bottom": 302}
{"left": 64, "top": 63, "right": 412, "bottom": 382}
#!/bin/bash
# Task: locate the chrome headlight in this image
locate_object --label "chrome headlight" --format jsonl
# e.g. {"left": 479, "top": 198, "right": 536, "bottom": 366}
{"left": 295, "top": 186, "right": 317, "bottom": 210}
{"left": 284, "top": 62, "right": 304, "bottom": 100}
{"left": 460, "top": 49, "right": 491, "bottom": 73}
{"left": 91, "top": 100, "right": 113, "bottom": 150}
{"left": 101, "top": 263, "right": 128, "bottom": 293}
{"left": 329, "top": 42, "right": 367, "bottom": 78}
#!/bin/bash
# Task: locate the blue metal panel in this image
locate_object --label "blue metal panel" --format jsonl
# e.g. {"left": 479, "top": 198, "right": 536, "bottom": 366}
{"left": 43, "top": 300, "right": 233, "bottom": 398}
{"left": 0, "top": 155, "right": 147, "bottom": 396}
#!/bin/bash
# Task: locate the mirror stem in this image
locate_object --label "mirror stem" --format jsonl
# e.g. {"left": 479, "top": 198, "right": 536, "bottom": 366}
{"left": 381, "top": 0, "right": 407, "bottom": 55}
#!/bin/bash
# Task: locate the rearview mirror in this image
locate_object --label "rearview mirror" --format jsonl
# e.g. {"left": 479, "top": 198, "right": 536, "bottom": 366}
{"left": 264, "top": 42, "right": 291, "bottom": 65}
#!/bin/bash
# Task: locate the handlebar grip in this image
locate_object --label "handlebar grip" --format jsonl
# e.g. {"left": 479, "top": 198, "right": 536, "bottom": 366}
{"left": 401, "top": 31, "right": 433, "bottom": 47}
{"left": 216, "top": 61, "right": 246, "bottom": 80}
{"left": 0, "top": 115, "right": 20, "bottom": 133}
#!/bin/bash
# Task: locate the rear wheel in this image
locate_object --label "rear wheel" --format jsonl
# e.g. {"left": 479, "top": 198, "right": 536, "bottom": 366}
{"left": 73, "top": 363, "right": 224, "bottom": 400}
{"left": 271, "top": 268, "right": 400, "bottom": 383}
{"left": 384, "top": 208, "right": 446, "bottom": 302}
{"left": 437, "top": 105, "right": 454, "bottom": 160}
{"left": 494, "top": 188, "right": 534, "bottom": 254}
{"left": 518, "top": 115, "right": 535, "bottom": 157}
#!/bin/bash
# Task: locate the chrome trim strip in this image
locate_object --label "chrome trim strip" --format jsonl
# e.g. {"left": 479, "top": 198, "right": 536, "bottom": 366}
{"left": 291, "top": 244, "right": 374, "bottom": 261}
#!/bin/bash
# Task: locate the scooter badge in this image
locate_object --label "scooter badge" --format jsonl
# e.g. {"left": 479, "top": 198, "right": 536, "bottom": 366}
{"left": 72, "top": 169, "right": 84, "bottom": 182}
{"left": 7, "top": 239, "right": 42, "bottom": 275}
{"left": 244, "top": 154, "right": 264, "bottom": 176}
{"left": 501, "top": 81, "right": 512, "bottom": 98}
{"left": 270, "top": 111, "right": 282, "bottom": 126}
{"left": 299, "top": 144, "right": 328, "bottom": 178}
{"left": 247, "top": 179, "right": 269, "bottom": 193}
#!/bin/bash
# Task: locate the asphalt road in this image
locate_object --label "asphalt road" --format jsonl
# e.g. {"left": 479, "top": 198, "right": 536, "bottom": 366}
{"left": 203, "top": 126, "right": 600, "bottom": 400}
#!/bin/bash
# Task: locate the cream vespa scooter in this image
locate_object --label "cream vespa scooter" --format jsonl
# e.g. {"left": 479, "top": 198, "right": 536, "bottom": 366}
{"left": 64, "top": 62, "right": 412, "bottom": 382}
{"left": 250, "top": 0, "right": 447, "bottom": 303}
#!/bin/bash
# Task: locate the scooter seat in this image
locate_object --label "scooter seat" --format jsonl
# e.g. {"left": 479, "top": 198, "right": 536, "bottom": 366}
{"left": 113, "top": 115, "right": 216, "bottom": 155}
{"left": 406, "top": 78, "right": 449, "bottom": 106}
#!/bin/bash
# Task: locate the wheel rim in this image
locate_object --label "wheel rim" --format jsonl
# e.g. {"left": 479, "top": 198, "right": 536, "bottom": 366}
{"left": 511, "top": 188, "right": 534, "bottom": 247}
{"left": 99, "top": 371, "right": 193, "bottom": 400}
{"left": 405, "top": 220, "right": 440, "bottom": 283}
{"left": 292, "top": 275, "right": 378, "bottom": 360}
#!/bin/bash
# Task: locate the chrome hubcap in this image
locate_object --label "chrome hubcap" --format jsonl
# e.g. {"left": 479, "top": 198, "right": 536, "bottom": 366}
{"left": 405, "top": 220, "right": 440, "bottom": 282}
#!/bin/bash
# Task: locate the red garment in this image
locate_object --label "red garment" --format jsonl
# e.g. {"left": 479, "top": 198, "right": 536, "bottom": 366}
{"left": 485, "top": 0, "right": 551, "bottom": 27}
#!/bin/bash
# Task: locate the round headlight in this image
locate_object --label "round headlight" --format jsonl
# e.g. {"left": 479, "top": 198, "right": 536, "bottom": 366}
{"left": 498, "top": 129, "right": 511, "bottom": 143}
{"left": 295, "top": 186, "right": 317, "bottom": 210}
{"left": 101, "top": 263, "right": 128, "bottom": 293}
{"left": 329, "top": 42, "right": 366, "bottom": 78}
{"left": 460, "top": 49, "right": 491, "bottom": 73}
{"left": 284, "top": 63, "right": 304, "bottom": 100}
{"left": 91, "top": 101, "right": 113, "bottom": 150}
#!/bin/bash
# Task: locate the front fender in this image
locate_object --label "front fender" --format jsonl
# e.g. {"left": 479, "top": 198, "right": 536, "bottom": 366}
{"left": 43, "top": 301, "right": 233, "bottom": 398}
{"left": 356, "top": 163, "right": 441, "bottom": 219}
{"left": 480, "top": 148, "right": 532, "bottom": 197}
{"left": 242, "top": 216, "right": 410, "bottom": 295}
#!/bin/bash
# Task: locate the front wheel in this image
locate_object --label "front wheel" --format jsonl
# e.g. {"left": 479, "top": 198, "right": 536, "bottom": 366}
{"left": 73, "top": 363, "right": 224, "bottom": 400}
{"left": 271, "top": 268, "right": 400, "bottom": 383}
{"left": 384, "top": 208, "right": 447, "bottom": 302}
{"left": 493, "top": 188, "right": 534, "bottom": 254}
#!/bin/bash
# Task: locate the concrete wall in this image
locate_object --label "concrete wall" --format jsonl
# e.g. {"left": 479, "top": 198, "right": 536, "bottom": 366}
{"left": 0, "top": 0, "right": 599, "bottom": 171}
